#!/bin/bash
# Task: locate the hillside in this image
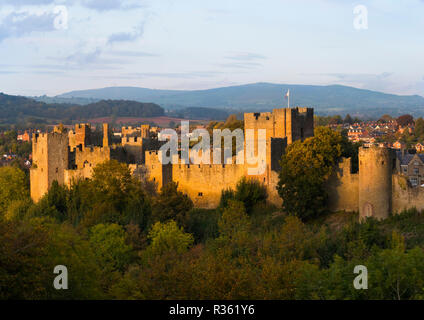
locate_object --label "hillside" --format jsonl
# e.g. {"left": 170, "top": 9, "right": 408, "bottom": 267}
{"left": 56, "top": 83, "right": 424, "bottom": 118}
{"left": 0, "top": 93, "right": 164, "bottom": 125}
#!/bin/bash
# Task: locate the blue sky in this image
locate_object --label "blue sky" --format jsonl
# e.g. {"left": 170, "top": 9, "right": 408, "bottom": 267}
{"left": 0, "top": 0, "right": 423, "bottom": 96}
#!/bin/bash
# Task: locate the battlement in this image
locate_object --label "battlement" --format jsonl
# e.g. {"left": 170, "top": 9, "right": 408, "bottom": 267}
{"left": 121, "top": 136, "right": 143, "bottom": 144}
{"left": 33, "top": 131, "right": 68, "bottom": 144}
{"left": 244, "top": 107, "right": 314, "bottom": 145}
{"left": 75, "top": 123, "right": 91, "bottom": 129}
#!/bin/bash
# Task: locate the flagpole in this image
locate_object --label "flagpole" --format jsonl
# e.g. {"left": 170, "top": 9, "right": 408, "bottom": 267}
{"left": 288, "top": 91, "right": 290, "bottom": 109}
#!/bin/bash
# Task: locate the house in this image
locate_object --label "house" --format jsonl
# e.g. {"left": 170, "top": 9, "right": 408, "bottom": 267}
{"left": 399, "top": 153, "right": 424, "bottom": 187}
{"left": 416, "top": 142, "right": 424, "bottom": 153}
{"left": 393, "top": 141, "right": 406, "bottom": 150}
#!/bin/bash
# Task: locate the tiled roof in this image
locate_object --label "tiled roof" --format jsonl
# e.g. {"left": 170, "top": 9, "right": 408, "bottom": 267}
{"left": 399, "top": 153, "right": 424, "bottom": 165}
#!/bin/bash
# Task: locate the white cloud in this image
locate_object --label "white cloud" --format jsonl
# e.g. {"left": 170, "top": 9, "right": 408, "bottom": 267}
{"left": 0, "top": 11, "right": 58, "bottom": 42}
{"left": 107, "top": 23, "right": 144, "bottom": 44}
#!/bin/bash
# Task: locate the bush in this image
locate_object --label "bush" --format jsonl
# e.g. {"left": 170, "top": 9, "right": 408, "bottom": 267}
{"left": 219, "top": 177, "right": 267, "bottom": 214}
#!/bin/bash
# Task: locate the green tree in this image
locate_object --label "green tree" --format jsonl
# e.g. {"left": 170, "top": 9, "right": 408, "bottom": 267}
{"left": 146, "top": 220, "right": 194, "bottom": 256}
{"left": 277, "top": 127, "right": 347, "bottom": 220}
{"left": 218, "top": 200, "right": 251, "bottom": 240}
{"left": 219, "top": 177, "right": 267, "bottom": 214}
{"left": 415, "top": 117, "right": 424, "bottom": 140}
{"left": 89, "top": 223, "right": 134, "bottom": 272}
{"left": 152, "top": 181, "right": 193, "bottom": 227}
{"left": 82, "top": 160, "right": 151, "bottom": 228}
{"left": 0, "top": 166, "right": 29, "bottom": 215}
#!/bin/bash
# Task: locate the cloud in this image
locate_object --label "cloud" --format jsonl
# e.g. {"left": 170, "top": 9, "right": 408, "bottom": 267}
{"left": 326, "top": 72, "right": 393, "bottom": 82}
{"left": 107, "top": 23, "right": 144, "bottom": 44}
{"left": 219, "top": 62, "right": 262, "bottom": 69}
{"left": 80, "top": 0, "right": 144, "bottom": 11}
{"left": 65, "top": 47, "right": 102, "bottom": 64}
{"left": 219, "top": 52, "right": 266, "bottom": 70}
{"left": 0, "top": 0, "right": 55, "bottom": 6}
{"left": 0, "top": 11, "right": 58, "bottom": 42}
{"left": 0, "top": 0, "right": 144, "bottom": 11}
{"left": 123, "top": 71, "right": 225, "bottom": 79}
{"left": 225, "top": 52, "right": 267, "bottom": 61}
{"left": 0, "top": 71, "right": 20, "bottom": 74}
{"left": 106, "top": 50, "right": 159, "bottom": 57}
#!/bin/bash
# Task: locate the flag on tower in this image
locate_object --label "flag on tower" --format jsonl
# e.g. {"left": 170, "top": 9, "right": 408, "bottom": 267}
{"left": 284, "top": 89, "right": 290, "bottom": 108}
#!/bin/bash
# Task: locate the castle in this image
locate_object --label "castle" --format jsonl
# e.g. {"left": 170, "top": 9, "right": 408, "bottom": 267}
{"left": 30, "top": 107, "right": 313, "bottom": 208}
{"left": 30, "top": 106, "right": 423, "bottom": 221}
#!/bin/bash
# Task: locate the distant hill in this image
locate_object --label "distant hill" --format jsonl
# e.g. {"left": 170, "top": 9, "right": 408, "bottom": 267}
{"left": 0, "top": 93, "right": 164, "bottom": 125}
{"left": 32, "top": 95, "right": 99, "bottom": 105}
{"left": 168, "top": 107, "right": 229, "bottom": 121}
{"left": 56, "top": 83, "right": 424, "bottom": 118}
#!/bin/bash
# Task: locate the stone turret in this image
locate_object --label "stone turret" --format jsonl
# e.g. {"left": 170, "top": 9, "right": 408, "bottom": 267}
{"left": 359, "top": 146, "right": 395, "bottom": 220}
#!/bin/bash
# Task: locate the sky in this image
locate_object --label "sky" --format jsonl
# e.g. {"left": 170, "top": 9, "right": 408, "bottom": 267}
{"left": 0, "top": 0, "right": 423, "bottom": 96}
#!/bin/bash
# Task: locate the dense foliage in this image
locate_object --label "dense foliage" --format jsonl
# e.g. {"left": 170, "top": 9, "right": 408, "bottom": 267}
{"left": 2, "top": 139, "right": 424, "bottom": 300}
{"left": 277, "top": 127, "right": 358, "bottom": 220}
{"left": 0, "top": 93, "right": 164, "bottom": 125}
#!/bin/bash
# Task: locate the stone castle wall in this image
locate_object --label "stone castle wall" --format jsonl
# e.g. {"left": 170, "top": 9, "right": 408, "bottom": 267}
{"left": 171, "top": 163, "right": 246, "bottom": 208}
{"left": 392, "top": 174, "right": 424, "bottom": 213}
{"left": 326, "top": 158, "right": 359, "bottom": 213}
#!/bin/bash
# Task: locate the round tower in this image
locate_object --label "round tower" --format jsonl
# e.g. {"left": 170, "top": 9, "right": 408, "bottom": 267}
{"left": 359, "top": 146, "right": 394, "bottom": 220}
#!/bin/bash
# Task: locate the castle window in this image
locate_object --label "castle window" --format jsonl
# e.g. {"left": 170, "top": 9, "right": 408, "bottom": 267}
{"left": 198, "top": 192, "right": 203, "bottom": 197}
{"left": 55, "top": 168, "right": 58, "bottom": 173}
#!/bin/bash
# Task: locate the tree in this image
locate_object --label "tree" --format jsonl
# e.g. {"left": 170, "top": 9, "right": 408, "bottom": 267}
{"left": 152, "top": 181, "right": 193, "bottom": 227}
{"left": 328, "top": 115, "right": 342, "bottom": 125}
{"left": 218, "top": 200, "right": 251, "bottom": 240}
{"left": 344, "top": 114, "right": 353, "bottom": 124}
{"left": 379, "top": 114, "right": 393, "bottom": 123}
{"left": 415, "top": 117, "right": 424, "bottom": 139}
{"left": 0, "top": 166, "right": 29, "bottom": 215}
{"left": 219, "top": 177, "right": 267, "bottom": 214}
{"left": 0, "top": 217, "right": 103, "bottom": 299}
{"left": 397, "top": 114, "right": 414, "bottom": 127}
{"left": 234, "top": 177, "right": 267, "bottom": 214}
{"left": 89, "top": 160, "right": 151, "bottom": 227}
{"left": 89, "top": 223, "right": 134, "bottom": 273}
{"left": 277, "top": 127, "right": 348, "bottom": 220}
{"left": 146, "top": 220, "right": 194, "bottom": 256}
